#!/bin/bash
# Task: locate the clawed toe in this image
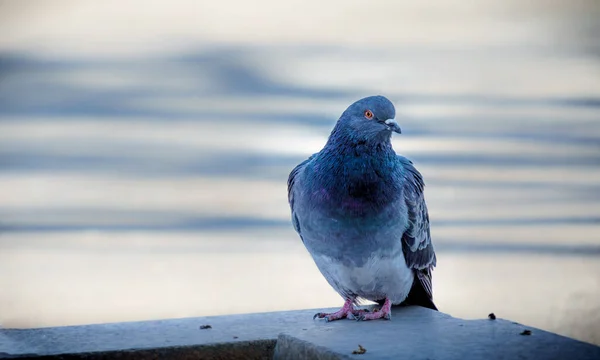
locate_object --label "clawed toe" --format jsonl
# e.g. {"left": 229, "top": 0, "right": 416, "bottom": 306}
{"left": 355, "top": 298, "right": 393, "bottom": 321}
{"left": 357, "top": 311, "right": 392, "bottom": 321}
{"left": 313, "top": 299, "right": 392, "bottom": 322}
{"left": 313, "top": 311, "right": 345, "bottom": 322}
{"left": 313, "top": 299, "right": 357, "bottom": 322}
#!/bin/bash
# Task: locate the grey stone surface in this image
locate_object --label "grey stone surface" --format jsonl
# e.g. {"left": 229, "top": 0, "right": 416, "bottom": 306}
{"left": 273, "top": 308, "right": 600, "bottom": 360}
{"left": 0, "top": 307, "right": 342, "bottom": 358}
{"left": 1, "top": 306, "right": 599, "bottom": 359}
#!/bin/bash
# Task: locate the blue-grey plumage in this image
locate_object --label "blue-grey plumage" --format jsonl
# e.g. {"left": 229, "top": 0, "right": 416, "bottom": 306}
{"left": 288, "top": 95, "right": 437, "bottom": 321}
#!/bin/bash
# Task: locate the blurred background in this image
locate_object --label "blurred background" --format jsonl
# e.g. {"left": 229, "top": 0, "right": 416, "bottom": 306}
{"left": 0, "top": 0, "right": 599, "bottom": 345}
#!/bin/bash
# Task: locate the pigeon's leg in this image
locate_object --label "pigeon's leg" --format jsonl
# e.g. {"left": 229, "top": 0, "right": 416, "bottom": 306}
{"left": 313, "top": 299, "right": 361, "bottom": 322}
{"left": 357, "top": 298, "right": 392, "bottom": 321}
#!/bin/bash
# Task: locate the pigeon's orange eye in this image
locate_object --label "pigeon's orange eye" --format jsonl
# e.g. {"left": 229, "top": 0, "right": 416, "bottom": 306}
{"left": 364, "top": 110, "right": 374, "bottom": 120}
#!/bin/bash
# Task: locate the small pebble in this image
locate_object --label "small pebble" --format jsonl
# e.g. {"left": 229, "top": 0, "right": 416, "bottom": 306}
{"left": 488, "top": 313, "right": 496, "bottom": 320}
{"left": 199, "top": 325, "right": 212, "bottom": 330}
{"left": 352, "top": 344, "right": 367, "bottom": 355}
{"left": 520, "top": 330, "right": 532, "bottom": 336}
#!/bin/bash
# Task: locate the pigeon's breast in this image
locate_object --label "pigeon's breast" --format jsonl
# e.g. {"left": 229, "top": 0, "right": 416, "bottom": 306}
{"left": 309, "top": 169, "right": 404, "bottom": 219}
{"left": 297, "top": 176, "right": 408, "bottom": 263}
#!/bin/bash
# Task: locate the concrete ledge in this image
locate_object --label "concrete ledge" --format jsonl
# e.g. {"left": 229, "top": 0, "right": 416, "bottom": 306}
{"left": 1, "top": 306, "right": 599, "bottom": 359}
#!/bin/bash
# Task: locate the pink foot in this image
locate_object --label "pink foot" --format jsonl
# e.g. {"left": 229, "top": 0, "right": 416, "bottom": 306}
{"left": 313, "top": 299, "right": 368, "bottom": 322}
{"left": 357, "top": 298, "right": 392, "bottom": 321}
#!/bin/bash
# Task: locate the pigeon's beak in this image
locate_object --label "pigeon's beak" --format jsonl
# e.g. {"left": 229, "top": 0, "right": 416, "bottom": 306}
{"left": 384, "top": 119, "right": 402, "bottom": 134}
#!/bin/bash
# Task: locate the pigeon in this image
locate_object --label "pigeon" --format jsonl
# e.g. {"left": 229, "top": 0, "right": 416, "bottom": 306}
{"left": 287, "top": 95, "right": 437, "bottom": 321}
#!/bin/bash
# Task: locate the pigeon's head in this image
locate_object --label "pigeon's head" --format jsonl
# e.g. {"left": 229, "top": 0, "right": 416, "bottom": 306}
{"left": 335, "top": 95, "right": 400, "bottom": 143}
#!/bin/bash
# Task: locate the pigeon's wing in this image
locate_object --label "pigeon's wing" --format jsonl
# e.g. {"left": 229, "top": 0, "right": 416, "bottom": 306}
{"left": 398, "top": 156, "right": 437, "bottom": 309}
{"left": 287, "top": 155, "right": 316, "bottom": 237}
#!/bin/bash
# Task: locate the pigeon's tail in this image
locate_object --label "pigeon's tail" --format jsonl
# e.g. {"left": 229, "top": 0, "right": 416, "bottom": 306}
{"left": 401, "top": 279, "right": 438, "bottom": 310}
